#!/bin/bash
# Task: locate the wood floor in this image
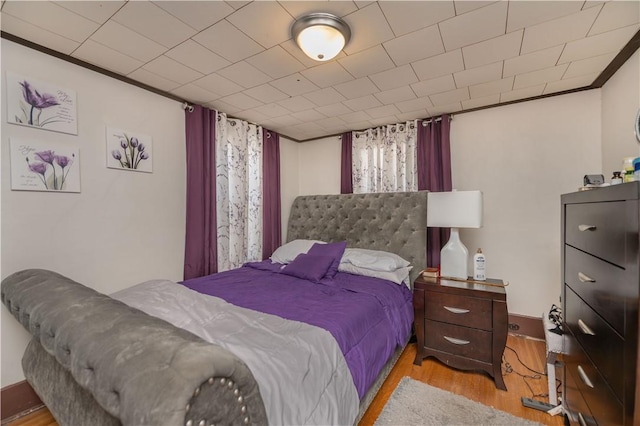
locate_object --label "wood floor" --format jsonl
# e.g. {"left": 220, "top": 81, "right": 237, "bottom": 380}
{"left": 6, "top": 334, "right": 563, "bottom": 426}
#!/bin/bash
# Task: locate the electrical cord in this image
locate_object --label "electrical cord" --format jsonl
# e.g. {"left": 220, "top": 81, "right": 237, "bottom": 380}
{"left": 502, "top": 345, "right": 549, "bottom": 400}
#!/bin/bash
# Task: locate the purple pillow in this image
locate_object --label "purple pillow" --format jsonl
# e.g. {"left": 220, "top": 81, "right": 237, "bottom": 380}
{"left": 308, "top": 241, "right": 347, "bottom": 279}
{"left": 281, "top": 254, "right": 334, "bottom": 283}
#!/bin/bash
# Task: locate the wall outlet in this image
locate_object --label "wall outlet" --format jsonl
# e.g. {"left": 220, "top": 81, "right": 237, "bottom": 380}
{"left": 508, "top": 323, "right": 520, "bottom": 330}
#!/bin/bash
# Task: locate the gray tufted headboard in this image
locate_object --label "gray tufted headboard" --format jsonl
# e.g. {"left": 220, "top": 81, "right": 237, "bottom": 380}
{"left": 287, "top": 191, "right": 428, "bottom": 284}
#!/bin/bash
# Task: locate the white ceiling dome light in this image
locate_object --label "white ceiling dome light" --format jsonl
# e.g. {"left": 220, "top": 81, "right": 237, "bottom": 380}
{"left": 291, "top": 13, "right": 351, "bottom": 62}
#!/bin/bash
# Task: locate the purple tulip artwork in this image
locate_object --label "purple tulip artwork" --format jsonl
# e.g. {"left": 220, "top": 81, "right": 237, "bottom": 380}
{"left": 7, "top": 72, "right": 78, "bottom": 135}
{"left": 106, "top": 127, "right": 153, "bottom": 173}
{"left": 10, "top": 139, "right": 80, "bottom": 193}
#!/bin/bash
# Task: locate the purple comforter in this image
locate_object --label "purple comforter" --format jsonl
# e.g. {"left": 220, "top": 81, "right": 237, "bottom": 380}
{"left": 181, "top": 260, "right": 414, "bottom": 398}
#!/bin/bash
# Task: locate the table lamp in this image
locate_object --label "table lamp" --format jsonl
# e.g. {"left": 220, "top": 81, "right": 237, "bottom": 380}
{"left": 427, "top": 190, "right": 483, "bottom": 279}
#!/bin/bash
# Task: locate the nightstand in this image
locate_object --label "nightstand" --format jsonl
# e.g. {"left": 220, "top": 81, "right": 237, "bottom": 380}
{"left": 413, "top": 275, "right": 508, "bottom": 391}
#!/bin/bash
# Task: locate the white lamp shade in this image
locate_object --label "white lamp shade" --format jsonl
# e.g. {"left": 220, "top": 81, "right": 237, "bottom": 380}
{"left": 427, "top": 191, "right": 483, "bottom": 228}
{"left": 296, "top": 25, "right": 345, "bottom": 61}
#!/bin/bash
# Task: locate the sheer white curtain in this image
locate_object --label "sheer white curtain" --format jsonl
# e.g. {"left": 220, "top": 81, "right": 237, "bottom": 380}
{"left": 215, "top": 112, "right": 263, "bottom": 271}
{"left": 352, "top": 121, "right": 418, "bottom": 193}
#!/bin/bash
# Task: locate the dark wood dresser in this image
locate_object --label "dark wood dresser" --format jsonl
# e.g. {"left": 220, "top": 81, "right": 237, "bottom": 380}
{"left": 413, "top": 276, "right": 508, "bottom": 390}
{"left": 561, "top": 182, "right": 640, "bottom": 425}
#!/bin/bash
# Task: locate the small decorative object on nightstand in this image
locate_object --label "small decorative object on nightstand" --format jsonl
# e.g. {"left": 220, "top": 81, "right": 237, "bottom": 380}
{"left": 413, "top": 275, "right": 508, "bottom": 391}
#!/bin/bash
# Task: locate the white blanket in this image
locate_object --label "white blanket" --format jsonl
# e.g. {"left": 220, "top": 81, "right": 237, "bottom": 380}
{"left": 112, "top": 280, "right": 359, "bottom": 425}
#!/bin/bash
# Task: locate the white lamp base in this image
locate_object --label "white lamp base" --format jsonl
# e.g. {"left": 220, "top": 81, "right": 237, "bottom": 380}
{"left": 440, "top": 228, "right": 469, "bottom": 279}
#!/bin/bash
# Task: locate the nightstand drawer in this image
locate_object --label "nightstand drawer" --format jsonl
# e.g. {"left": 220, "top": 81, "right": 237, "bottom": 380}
{"left": 565, "top": 245, "right": 628, "bottom": 335}
{"left": 565, "top": 202, "right": 626, "bottom": 267}
{"left": 424, "top": 320, "right": 492, "bottom": 363}
{"left": 565, "top": 287, "right": 624, "bottom": 401}
{"left": 425, "top": 291, "right": 492, "bottom": 331}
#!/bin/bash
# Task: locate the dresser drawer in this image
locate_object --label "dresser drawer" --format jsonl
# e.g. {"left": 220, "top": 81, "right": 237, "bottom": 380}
{"left": 565, "top": 245, "right": 628, "bottom": 334}
{"left": 424, "top": 320, "right": 492, "bottom": 363}
{"left": 565, "top": 202, "right": 626, "bottom": 267}
{"left": 564, "top": 330, "right": 623, "bottom": 426}
{"left": 425, "top": 291, "right": 492, "bottom": 331}
{"left": 563, "top": 352, "right": 596, "bottom": 426}
{"left": 565, "top": 287, "right": 624, "bottom": 401}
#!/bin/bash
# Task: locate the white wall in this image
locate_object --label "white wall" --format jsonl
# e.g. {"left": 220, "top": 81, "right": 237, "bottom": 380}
{"left": 296, "top": 90, "right": 602, "bottom": 318}
{"left": 1, "top": 40, "right": 187, "bottom": 386}
{"left": 279, "top": 137, "right": 300, "bottom": 240}
{"left": 601, "top": 50, "right": 640, "bottom": 176}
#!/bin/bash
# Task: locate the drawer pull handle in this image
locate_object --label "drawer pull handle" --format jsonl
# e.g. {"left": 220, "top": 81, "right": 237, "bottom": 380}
{"left": 443, "top": 336, "right": 470, "bottom": 345}
{"left": 578, "top": 224, "right": 596, "bottom": 232}
{"left": 443, "top": 306, "right": 470, "bottom": 314}
{"left": 578, "top": 272, "right": 595, "bottom": 283}
{"left": 578, "top": 412, "right": 587, "bottom": 426}
{"left": 577, "top": 365, "right": 594, "bottom": 388}
{"left": 578, "top": 319, "right": 596, "bottom": 336}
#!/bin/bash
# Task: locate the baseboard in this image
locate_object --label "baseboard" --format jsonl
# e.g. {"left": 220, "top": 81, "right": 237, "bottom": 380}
{"left": 1, "top": 380, "right": 42, "bottom": 422}
{"left": 507, "top": 313, "right": 544, "bottom": 340}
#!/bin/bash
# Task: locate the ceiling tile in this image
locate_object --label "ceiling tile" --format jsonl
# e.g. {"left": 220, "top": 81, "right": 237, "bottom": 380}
{"left": 411, "top": 75, "right": 457, "bottom": 97}
{"left": 589, "top": 1, "right": 640, "bottom": 36}
{"left": 503, "top": 45, "right": 563, "bottom": 77}
{"left": 142, "top": 56, "right": 204, "bottom": 84}
{"left": 521, "top": 6, "right": 600, "bottom": 54}
{"left": 163, "top": 41, "right": 230, "bottom": 75}
{"left": 193, "top": 73, "right": 244, "bottom": 97}
{"left": 397, "top": 110, "right": 429, "bottom": 122}
{"left": 225, "top": 1, "right": 251, "bottom": 11}
{"left": 219, "top": 92, "right": 264, "bottom": 110}
{"left": 453, "top": 62, "right": 503, "bottom": 87}
{"left": 469, "top": 77, "right": 514, "bottom": 98}
{"left": 279, "top": 1, "right": 358, "bottom": 19}
{"left": 291, "top": 109, "right": 327, "bottom": 122}
{"left": 342, "top": 3, "right": 395, "bottom": 54}
{"left": 192, "top": 19, "right": 264, "bottom": 62}
{"left": 507, "top": 1, "right": 584, "bottom": 32}
{"left": 72, "top": 39, "right": 143, "bottom": 75}
{"left": 383, "top": 25, "right": 445, "bottom": 66}
{"left": 559, "top": 25, "right": 640, "bottom": 64}
{"left": 374, "top": 86, "right": 417, "bottom": 105}
{"left": 365, "top": 104, "right": 400, "bottom": 119}
{"left": 513, "top": 64, "right": 569, "bottom": 90}
{"left": 343, "top": 95, "right": 383, "bottom": 111}
{"left": 3, "top": 1, "right": 99, "bottom": 43}
{"left": 395, "top": 97, "right": 433, "bottom": 113}
{"left": 412, "top": 50, "right": 464, "bottom": 81}
{"left": 265, "top": 114, "right": 303, "bottom": 127}
{"left": 338, "top": 45, "right": 395, "bottom": 79}
{"left": 270, "top": 73, "right": 319, "bottom": 97}
{"left": 112, "top": 1, "right": 196, "bottom": 48}
{"left": 278, "top": 96, "right": 317, "bottom": 112}
{"left": 427, "top": 101, "right": 462, "bottom": 117}
{"left": 315, "top": 102, "right": 354, "bottom": 117}
{"left": 454, "top": 1, "right": 496, "bottom": 15}
{"left": 226, "top": 1, "right": 292, "bottom": 49}
{"left": 544, "top": 73, "right": 599, "bottom": 95}
{"left": 369, "top": 64, "right": 418, "bottom": 92}
{"left": 334, "top": 77, "right": 379, "bottom": 99}
{"left": 462, "top": 94, "right": 501, "bottom": 110}
{"left": 217, "top": 61, "right": 272, "bottom": 89}
{"left": 342, "top": 110, "right": 372, "bottom": 122}
{"left": 462, "top": 30, "right": 523, "bottom": 69}
{"left": 0, "top": 13, "right": 79, "bottom": 55}
{"left": 378, "top": 1, "right": 455, "bottom": 36}
{"left": 369, "top": 115, "right": 400, "bottom": 127}
{"left": 429, "top": 87, "right": 470, "bottom": 106}
{"left": 563, "top": 52, "right": 616, "bottom": 79}
{"left": 153, "top": 1, "right": 234, "bottom": 31}
{"left": 251, "top": 103, "right": 292, "bottom": 118}
{"left": 128, "top": 68, "right": 183, "bottom": 92}
{"left": 55, "top": 1, "right": 126, "bottom": 24}
{"left": 207, "top": 99, "right": 242, "bottom": 115}
{"left": 303, "top": 88, "right": 347, "bottom": 107}
{"left": 170, "top": 83, "right": 219, "bottom": 103}
{"left": 243, "top": 84, "right": 290, "bottom": 103}
{"left": 280, "top": 38, "right": 347, "bottom": 69}
{"left": 246, "top": 46, "right": 306, "bottom": 79}
{"left": 235, "top": 109, "right": 270, "bottom": 124}
{"left": 439, "top": 1, "right": 508, "bottom": 51}
{"left": 300, "top": 61, "right": 354, "bottom": 88}
{"left": 496, "top": 83, "right": 544, "bottom": 103}
{"left": 90, "top": 21, "right": 166, "bottom": 63}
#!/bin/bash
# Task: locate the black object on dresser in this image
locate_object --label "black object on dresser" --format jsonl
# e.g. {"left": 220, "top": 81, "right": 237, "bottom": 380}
{"left": 413, "top": 276, "right": 508, "bottom": 391}
{"left": 561, "top": 182, "right": 639, "bottom": 425}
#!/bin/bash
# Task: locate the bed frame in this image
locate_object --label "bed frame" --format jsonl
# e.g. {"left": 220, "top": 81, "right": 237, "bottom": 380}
{"left": 1, "top": 191, "right": 428, "bottom": 426}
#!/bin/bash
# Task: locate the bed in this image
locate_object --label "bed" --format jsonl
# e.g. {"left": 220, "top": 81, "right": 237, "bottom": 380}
{"left": 1, "top": 191, "right": 427, "bottom": 426}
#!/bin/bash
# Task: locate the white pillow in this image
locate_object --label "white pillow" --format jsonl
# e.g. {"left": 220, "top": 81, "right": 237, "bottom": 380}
{"left": 270, "top": 239, "right": 326, "bottom": 264}
{"left": 340, "top": 248, "right": 410, "bottom": 272}
{"left": 338, "top": 262, "right": 412, "bottom": 288}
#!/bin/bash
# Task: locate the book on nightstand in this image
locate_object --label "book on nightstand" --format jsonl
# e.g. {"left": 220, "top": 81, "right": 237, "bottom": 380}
{"left": 422, "top": 267, "right": 439, "bottom": 279}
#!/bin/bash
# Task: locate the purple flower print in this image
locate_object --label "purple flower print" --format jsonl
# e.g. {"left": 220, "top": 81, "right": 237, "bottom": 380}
{"left": 120, "top": 139, "right": 128, "bottom": 149}
{"left": 112, "top": 133, "right": 150, "bottom": 170}
{"left": 130, "top": 137, "right": 139, "bottom": 148}
{"left": 18, "top": 80, "right": 60, "bottom": 127}
{"left": 34, "top": 150, "right": 55, "bottom": 164}
{"left": 54, "top": 155, "right": 70, "bottom": 169}
{"left": 26, "top": 150, "right": 75, "bottom": 191}
{"left": 112, "top": 150, "right": 122, "bottom": 160}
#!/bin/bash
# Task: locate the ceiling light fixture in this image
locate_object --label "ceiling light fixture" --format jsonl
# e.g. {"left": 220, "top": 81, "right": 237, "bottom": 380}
{"left": 291, "top": 13, "right": 351, "bottom": 62}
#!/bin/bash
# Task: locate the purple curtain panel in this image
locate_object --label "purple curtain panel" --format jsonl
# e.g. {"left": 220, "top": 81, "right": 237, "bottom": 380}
{"left": 340, "top": 131, "right": 353, "bottom": 194}
{"left": 262, "top": 130, "right": 282, "bottom": 259}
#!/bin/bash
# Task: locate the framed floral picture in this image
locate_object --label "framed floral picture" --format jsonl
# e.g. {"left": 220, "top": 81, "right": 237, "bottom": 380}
{"left": 106, "top": 127, "right": 153, "bottom": 173}
{"left": 10, "top": 138, "right": 80, "bottom": 193}
{"left": 6, "top": 72, "right": 78, "bottom": 135}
